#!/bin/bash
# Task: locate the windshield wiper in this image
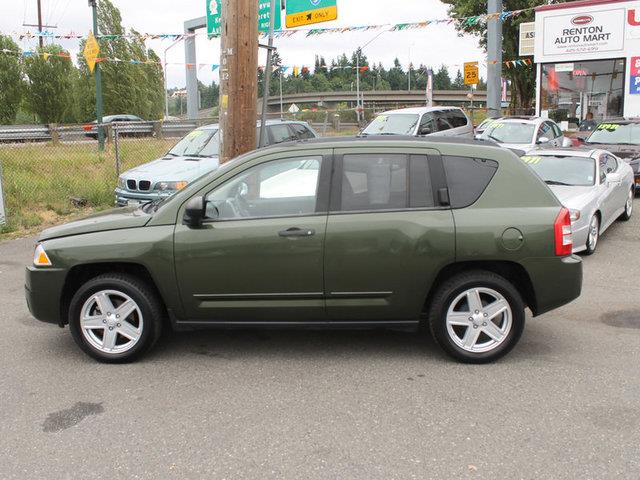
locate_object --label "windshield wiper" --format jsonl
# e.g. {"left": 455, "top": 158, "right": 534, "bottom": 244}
{"left": 545, "top": 180, "right": 573, "bottom": 186}
{"left": 165, "top": 152, "right": 179, "bottom": 157}
{"left": 487, "top": 134, "right": 503, "bottom": 143}
{"left": 141, "top": 198, "right": 165, "bottom": 213}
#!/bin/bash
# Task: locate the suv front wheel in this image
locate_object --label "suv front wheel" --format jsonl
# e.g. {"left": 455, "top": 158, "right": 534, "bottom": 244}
{"left": 428, "top": 271, "right": 525, "bottom": 363}
{"left": 68, "top": 274, "right": 163, "bottom": 363}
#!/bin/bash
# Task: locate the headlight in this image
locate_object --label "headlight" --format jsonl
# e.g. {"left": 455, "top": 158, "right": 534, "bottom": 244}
{"left": 155, "top": 181, "right": 188, "bottom": 191}
{"left": 117, "top": 176, "right": 126, "bottom": 189}
{"left": 33, "top": 244, "right": 52, "bottom": 267}
{"left": 569, "top": 209, "right": 581, "bottom": 222}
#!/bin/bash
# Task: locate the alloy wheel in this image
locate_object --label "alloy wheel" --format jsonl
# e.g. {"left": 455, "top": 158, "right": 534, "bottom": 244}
{"left": 588, "top": 216, "right": 599, "bottom": 251}
{"left": 79, "top": 290, "right": 144, "bottom": 354}
{"left": 445, "top": 287, "right": 513, "bottom": 353}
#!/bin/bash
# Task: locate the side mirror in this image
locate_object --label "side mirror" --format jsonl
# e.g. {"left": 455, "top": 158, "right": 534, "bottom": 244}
{"left": 418, "top": 126, "right": 433, "bottom": 136}
{"left": 537, "top": 136, "right": 550, "bottom": 144}
{"left": 183, "top": 196, "right": 206, "bottom": 228}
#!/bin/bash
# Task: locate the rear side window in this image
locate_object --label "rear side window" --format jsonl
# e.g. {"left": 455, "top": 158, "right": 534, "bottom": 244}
{"left": 336, "top": 154, "right": 436, "bottom": 212}
{"left": 443, "top": 156, "right": 498, "bottom": 208}
{"left": 341, "top": 154, "right": 408, "bottom": 211}
{"left": 291, "top": 124, "right": 315, "bottom": 139}
{"left": 447, "top": 110, "right": 469, "bottom": 128}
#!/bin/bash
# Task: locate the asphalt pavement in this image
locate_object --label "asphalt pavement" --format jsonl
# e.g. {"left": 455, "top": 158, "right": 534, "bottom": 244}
{"left": 1, "top": 204, "right": 639, "bottom": 479}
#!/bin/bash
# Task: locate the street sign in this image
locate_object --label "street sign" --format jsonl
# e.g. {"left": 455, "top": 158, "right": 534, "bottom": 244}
{"left": 207, "top": 0, "right": 281, "bottom": 37}
{"left": 289, "top": 103, "right": 300, "bottom": 114}
{"left": 464, "top": 62, "right": 479, "bottom": 86}
{"left": 519, "top": 22, "right": 535, "bottom": 57}
{"left": 286, "top": 0, "right": 338, "bottom": 28}
{"left": 83, "top": 31, "right": 100, "bottom": 74}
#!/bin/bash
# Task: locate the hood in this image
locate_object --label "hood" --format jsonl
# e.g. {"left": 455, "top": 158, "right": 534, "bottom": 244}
{"left": 122, "top": 155, "right": 220, "bottom": 182}
{"left": 38, "top": 206, "right": 151, "bottom": 241}
{"left": 547, "top": 185, "right": 594, "bottom": 209}
{"left": 498, "top": 142, "right": 535, "bottom": 153}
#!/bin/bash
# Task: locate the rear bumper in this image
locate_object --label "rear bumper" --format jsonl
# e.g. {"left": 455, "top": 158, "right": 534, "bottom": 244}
{"left": 25, "top": 266, "right": 66, "bottom": 325}
{"left": 521, "top": 255, "right": 583, "bottom": 316}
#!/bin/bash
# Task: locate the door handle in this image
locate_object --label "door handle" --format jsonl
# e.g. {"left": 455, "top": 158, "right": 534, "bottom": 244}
{"left": 278, "top": 227, "right": 315, "bottom": 238}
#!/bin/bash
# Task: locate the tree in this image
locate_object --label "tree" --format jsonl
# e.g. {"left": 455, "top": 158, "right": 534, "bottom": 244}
{"left": 0, "top": 36, "right": 24, "bottom": 124}
{"left": 453, "top": 69, "right": 465, "bottom": 89}
{"left": 24, "top": 45, "right": 76, "bottom": 123}
{"left": 433, "top": 65, "right": 452, "bottom": 90}
{"left": 441, "top": 0, "right": 568, "bottom": 109}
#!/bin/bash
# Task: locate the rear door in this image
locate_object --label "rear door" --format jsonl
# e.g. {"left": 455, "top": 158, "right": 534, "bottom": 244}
{"left": 323, "top": 147, "right": 455, "bottom": 321}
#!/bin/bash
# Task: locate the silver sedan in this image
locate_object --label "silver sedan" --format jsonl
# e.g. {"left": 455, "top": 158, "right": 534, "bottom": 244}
{"left": 521, "top": 148, "right": 635, "bottom": 254}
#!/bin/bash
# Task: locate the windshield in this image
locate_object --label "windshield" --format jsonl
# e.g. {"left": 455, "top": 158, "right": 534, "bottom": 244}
{"left": 481, "top": 121, "right": 535, "bottom": 144}
{"left": 168, "top": 128, "right": 220, "bottom": 157}
{"left": 361, "top": 114, "right": 419, "bottom": 136}
{"left": 521, "top": 154, "right": 595, "bottom": 186}
{"left": 586, "top": 123, "right": 640, "bottom": 145}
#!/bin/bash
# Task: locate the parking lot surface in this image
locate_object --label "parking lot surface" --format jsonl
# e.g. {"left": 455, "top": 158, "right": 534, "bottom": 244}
{"left": 1, "top": 204, "right": 639, "bottom": 479}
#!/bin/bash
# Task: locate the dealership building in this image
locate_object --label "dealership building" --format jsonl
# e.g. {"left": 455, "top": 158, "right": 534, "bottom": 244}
{"left": 533, "top": 0, "right": 640, "bottom": 123}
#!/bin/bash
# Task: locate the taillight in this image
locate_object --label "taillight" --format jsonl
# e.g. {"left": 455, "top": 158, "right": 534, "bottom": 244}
{"left": 554, "top": 207, "right": 573, "bottom": 256}
{"left": 83, "top": 124, "right": 93, "bottom": 131}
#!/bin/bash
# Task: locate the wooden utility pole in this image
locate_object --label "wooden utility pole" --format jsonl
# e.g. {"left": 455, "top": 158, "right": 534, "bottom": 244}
{"left": 219, "top": 0, "right": 259, "bottom": 164}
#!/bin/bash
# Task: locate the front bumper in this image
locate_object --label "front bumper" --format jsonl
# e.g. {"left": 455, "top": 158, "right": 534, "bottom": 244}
{"left": 25, "top": 266, "right": 67, "bottom": 325}
{"left": 114, "top": 188, "right": 173, "bottom": 207}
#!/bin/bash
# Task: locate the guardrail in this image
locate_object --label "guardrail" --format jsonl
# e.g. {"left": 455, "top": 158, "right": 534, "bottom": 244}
{"left": 0, "top": 119, "right": 213, "bottom": 144}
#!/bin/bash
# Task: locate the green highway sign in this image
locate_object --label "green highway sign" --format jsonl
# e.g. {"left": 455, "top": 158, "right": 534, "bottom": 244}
{"left": 207, "top": 0, "right": 281, "bottom": 37}
{"left": 286, "top": 0, "right": 337, "bottom": 28}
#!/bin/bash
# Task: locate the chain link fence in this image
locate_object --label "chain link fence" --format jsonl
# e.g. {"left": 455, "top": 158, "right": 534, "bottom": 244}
{"left": 0, "top": 116, "right": 358, "bottom": 234}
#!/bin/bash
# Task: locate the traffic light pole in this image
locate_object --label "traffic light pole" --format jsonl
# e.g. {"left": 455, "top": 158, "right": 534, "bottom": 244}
{"left": 89, "top": 0, "right": 105, "bottom": 151}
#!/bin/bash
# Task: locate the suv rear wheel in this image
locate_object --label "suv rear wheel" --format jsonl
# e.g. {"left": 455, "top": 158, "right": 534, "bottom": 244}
{"left": 427, "top": 271, "right": 525, "bottom": 363}
{"left": 68, "top": 274, "right": 163, "bottom": 363}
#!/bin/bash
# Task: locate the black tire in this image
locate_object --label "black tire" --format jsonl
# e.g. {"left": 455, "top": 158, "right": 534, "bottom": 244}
{"left": 619, "top": 187, "right": 634, "bottom": 221}
{"left": 584, "top": 214, "right": 599, "bottom": 255}
{"left": 68, "top": 273, "right": 163, "bottom": 363}
{"left": 427, "top": 270, "right": 525, "bottom": 364}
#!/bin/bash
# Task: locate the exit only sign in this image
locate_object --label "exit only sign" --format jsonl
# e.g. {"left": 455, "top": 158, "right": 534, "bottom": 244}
{"left": 286, "top": 0, "right": 337, "bottom": 28}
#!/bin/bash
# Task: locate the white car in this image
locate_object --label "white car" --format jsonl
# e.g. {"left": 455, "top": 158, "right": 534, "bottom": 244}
{"left": 521, "top": 148, "right": 634, "bottom": 254}
{"left": 479, "top": 116, "right": 572, "bottom": 153}
{"left": 361, "top": 106, "right": 474, "bottom": 138}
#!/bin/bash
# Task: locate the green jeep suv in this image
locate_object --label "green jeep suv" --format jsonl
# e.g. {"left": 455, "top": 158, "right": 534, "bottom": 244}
{"left": 25, "top": 137, "right": 582, "bottom": 363}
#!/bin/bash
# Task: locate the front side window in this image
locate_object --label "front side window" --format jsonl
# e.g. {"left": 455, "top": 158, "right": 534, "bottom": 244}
{"left": 602, "top": 154, "right": 618, "bottom": 174}
{"left": 435, "top": 112, "right": 453, "bottom": 132}
{"left": 418, "top": 113, "right": 436, "bottom": 135}
{"left": 538, "top": 122, "right": 552, "bottom": 140}
{"left": 551, "top": 122, "right": 562, "bottom": 138}
{"left": 361, "top": 114, "right": 419, "bottom": 136}
{"left": 206, "top": 156, "right": 322, "bottom": 220}
{"left": 481, "top": 121, "right": 535, "bottom": 144}
{"left": 521, "top": 154, "right": 595, "bottom": 187}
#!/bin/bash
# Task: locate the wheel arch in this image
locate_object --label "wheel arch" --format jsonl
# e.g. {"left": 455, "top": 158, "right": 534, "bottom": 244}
{"left": 60, "top": 262, "right": 166, "bottom": 326}
{"left": 423, "top": 260, "right": 538, "bottom": 317}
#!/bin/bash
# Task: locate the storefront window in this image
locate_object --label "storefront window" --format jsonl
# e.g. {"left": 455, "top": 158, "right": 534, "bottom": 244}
{"left": 540, "top": 59, "right": 625, "bottom": 129}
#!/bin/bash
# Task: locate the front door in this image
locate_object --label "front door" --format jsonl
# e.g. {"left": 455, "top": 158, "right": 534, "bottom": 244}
{"left": 324, "top": 148, "right": 456, "bottom": 321}
{"left": 174, "top": 152, "right": 331, "bottom": 322}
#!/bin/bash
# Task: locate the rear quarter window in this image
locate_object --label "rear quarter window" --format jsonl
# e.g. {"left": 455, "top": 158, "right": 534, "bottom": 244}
{"left": 443, "top": 156, "right": 498, "bottom": 208}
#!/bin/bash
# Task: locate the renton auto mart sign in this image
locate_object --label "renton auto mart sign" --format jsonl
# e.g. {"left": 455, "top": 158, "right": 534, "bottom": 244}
{"left": 543, "top": 8, "right": 625, "bottom": 56}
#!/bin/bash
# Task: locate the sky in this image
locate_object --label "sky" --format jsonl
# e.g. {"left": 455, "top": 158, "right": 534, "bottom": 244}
{"left": 1, "top": 0, "right": 486, "bottom": 88}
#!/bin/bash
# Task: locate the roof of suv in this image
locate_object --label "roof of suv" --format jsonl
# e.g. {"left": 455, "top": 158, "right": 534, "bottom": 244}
{"left": 380, "top": 106, "right": 465, "bottom": 115}
{"left": 197, "top": 119, "right": 312, "bottom": 131}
